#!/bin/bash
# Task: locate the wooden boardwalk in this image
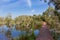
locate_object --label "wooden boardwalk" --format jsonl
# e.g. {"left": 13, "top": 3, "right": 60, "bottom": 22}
{"left": 36, "top": 26, "right": 54, "bottom": 40}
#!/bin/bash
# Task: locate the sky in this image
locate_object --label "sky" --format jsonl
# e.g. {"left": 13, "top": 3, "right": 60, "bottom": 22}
{"left": 0, "top": 0, "right": 49, "bottom": 18}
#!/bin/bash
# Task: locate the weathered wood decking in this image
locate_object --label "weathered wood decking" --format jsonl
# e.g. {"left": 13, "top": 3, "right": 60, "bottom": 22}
{"left": 36, "top": 26, "right": 54, "bottom": 40}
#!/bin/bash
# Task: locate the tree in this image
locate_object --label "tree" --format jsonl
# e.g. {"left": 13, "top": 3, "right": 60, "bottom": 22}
{"left": 15, "top": 15, "right": 36, "bottom": 40}
{"left": 42, "top": 7, "right": 60, "bottom": 40}
{"left": 0, "top": 17, "right": 4, "bottom": 26}
{"left": 4, "top": 13, "right": 14, "bottom": 28}
{"left": 15, "top": 15, "right": 33, "bottom": 31}
{"left": 40, "top": 0, "right": 60, "bottom": 10}
{"left": 32, "top": 15, "right": 42, "bottom": 29}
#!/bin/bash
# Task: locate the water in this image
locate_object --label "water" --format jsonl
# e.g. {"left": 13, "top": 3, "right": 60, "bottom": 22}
{"left": 0, "top": 26, "right": 60, "bottom": 40}
{"left": 0, "top": 25, "right": 40, "bottom": 40}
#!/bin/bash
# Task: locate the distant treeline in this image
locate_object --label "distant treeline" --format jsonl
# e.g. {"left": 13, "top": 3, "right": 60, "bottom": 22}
{"left": 0, "top": 7, "right": 60, "bottom": 31}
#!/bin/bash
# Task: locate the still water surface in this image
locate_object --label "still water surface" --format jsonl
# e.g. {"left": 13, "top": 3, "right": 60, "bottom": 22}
{"left": 0, "top": 25, "right": 60, "bottom": 40}
{"left": 0, "top": 25, "right": 39, "bottom": 40}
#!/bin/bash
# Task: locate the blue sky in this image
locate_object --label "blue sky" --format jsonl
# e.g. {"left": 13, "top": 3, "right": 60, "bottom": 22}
{"left": 0, "top": 0, "right": 49, "bottom": 18}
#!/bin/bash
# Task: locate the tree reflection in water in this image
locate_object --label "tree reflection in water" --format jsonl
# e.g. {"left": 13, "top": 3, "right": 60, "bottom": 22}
{"left": 5, "top": 29, "right": 12, "bottom": 40}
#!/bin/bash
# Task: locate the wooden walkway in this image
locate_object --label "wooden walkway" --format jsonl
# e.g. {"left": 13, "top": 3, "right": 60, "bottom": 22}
{"left": 36, "top": 27, "right": 54, "bottom": 40}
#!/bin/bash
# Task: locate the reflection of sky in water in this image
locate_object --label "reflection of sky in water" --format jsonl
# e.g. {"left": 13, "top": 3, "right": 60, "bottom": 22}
{"left": 11, "top": 29, "right": 21, "bottom": 38}
{"left": 0, "top": 26, "right": 39, "bottom": 40}
{"left": 34, "top": 30, "right": 39, "bottom": 36}
{"left": 0, "top": 32, "right": 8, "bottom": 40}
{"left": 0, "top": 25, "right": 9, "bottom": 31}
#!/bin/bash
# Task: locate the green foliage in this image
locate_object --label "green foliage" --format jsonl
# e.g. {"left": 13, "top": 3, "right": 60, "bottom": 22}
{"left": 19, "top": 32, "right": 36, "bottom": 40}
{"left": 0, "top": 17, "right": 4, "bottom": 26}
{"left": 41, "top": 0, "right": 60, "bottom": 10}
{"left": 4, "top": 14, "right": 14, "bottom": 28}
{"left": 0, "top": 7, "right": 60, "bottom": 40}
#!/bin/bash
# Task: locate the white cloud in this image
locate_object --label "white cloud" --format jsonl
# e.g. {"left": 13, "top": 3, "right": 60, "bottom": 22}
{"left": 31, "top": 9, "right": 35, "bottom": 12}
{"left": 27, "top": 0, "right": 32, "bottom": 7}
